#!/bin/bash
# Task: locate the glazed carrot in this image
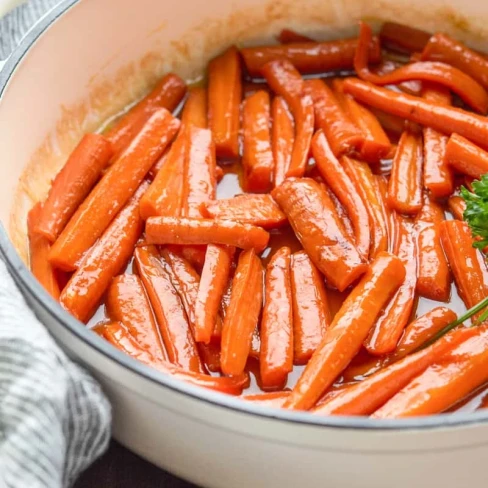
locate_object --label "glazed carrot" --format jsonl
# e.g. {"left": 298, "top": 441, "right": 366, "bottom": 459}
{"left": 146, "top": 217, "right": 270, "bottom": 252}
{"left": 221, "top": 249, "right": 264, "bottom": 376}
{"left": 290, "top": 251, "right": 331, "bottom": 364}
{"left": 355, "top": 23, "right": 488, "bottom": 113}
{"left": 249, "top": 326, "right": 261, "bottom": 360}
{"left": 364, "top": 214, "right": 417, "bottom": 355}
{"left": 167, "top": 244, "right": 207, "bottom": 275}
{"left": 312, "top": 131, "right": 370, "bottom": 259}
{"left": 134, "top": 245, "right": 204, "bottom": 373}
{"left": 261, "top": 60, "right": 314, "bottom": 178}
{"left": 379, "top": 22, "right": 430, "bottom": 54}
{"left": 387, "top": 130, "right": 423, "bottom": 215}
{"left": 271, "top": 96, "right": 294, "bottom": 187}
{"left": 181, "top": 87, "right": 207, "bottom": 129}
{"left": 371, "top": 109, "right": 405, "bottom": 137}
{"left": 342, "top": 79, "right": 488, "bottom": 150}
{"left": 27, "top": 203, "right": 60, "bottom": 299}
{"left": 106, "top": 274, "right": 166, "bottom": 362}
{"left": 200, "top": 194, "right": 287, "bottom": 229}
{"left": 243, "top": 82, "right": 271, "bottom": 98}
{"left": 59, "top": 182, "right": 147, "bottom": 322}
{"left": 260, "top": 247, "right": 294, "bottom": 388}
{"left": 240, "top": 36, "right": 381, "bottom": 76}
{"left": 208, "top": 47, "right": 241, "bottom": 159}
{"left": 326, "top": 188, "right": 354, "bottom": 241}
{"left": 242, "top": 90, "right": 274, "bottom": 192}
{"left": 373, "top": 61, "right": 422, "bottom": 96}
{"left": 106, "top": 73, "right": 185, "bottom": 157}
{"left": 448, "top": 196, "right": 466, "bottom": 220}
{"left": 194, "top": 245, "right": 235, "bottom": 344}
{"left": 243, "top": 391, "right": 291, "bottom": 407}
{"left": 341, "top": 156, "right": 388, "bottom": 257}
{"left": 374, "top": 325, "right": 488, "bottom": 417}
{"left": 445, "top": 133, "right": 488, "bottom": 180}
{"left": 421, "top": 33, "right": 488, "bottom": 90}
{"left": 35, "top": 134, "right": 114, "bottom": 242}
{"left": 284, "top": 252, "right": 406, "bottom": 410}
{"left": 277, "top": 29, "right": 314, "bottom": 44}
{"left": 375, "top": 175, "right": 393, "bottom": 250}
{"left": 50, "top": 109, "right": 180, "bottom": 271}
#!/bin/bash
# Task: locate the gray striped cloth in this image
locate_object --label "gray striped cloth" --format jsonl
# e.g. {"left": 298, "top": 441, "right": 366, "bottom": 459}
{"left": 0, "top": 2, "right": 112, "bottom": 487}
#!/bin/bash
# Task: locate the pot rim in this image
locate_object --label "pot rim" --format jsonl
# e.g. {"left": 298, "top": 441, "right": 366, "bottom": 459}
{"left": 2, "top": 0, "right": 488, "bottom": 432}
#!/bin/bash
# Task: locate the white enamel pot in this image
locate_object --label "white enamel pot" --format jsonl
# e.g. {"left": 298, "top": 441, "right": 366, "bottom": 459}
{"left": 2, "top": 0, "right": 488, "bottom": 486}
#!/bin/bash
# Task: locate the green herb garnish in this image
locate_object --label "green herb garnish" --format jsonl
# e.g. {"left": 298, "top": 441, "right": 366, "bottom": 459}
{"left": 460, "top": 175, "right": 488, "bottom": 249}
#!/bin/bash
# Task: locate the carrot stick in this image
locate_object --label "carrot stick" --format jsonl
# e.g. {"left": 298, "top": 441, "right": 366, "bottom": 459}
{"left": 59, "top": 181, "right": 147, "bottom": 322}
{"left": 342, "top": 78, "right": 488, "bottom": 150}
{"left": 448, "top": 195, "right": 466, "bottom": 220}
{"left": 271, "top": 96, "right": 294, "bottom": 187}
{"left": 35, "top": 134, "right": 114, "bottom": 242}
{"left": 147, "top": 148, "right": 170, "bottom": 180}
{"left": 379, "top": 22, "right": 430, "bottom": 54}
{"left": 200, "top": 194, "right": 287, "bottom": 229}
{"left": 371, "top": 109, "right": 406, "bottom": 137}
{"left": 181, "top": 86, "right": 207, "bottom": 129}
{"left": 240, "top": 36, "right": 381, "bottom": 76}
{"left": 277, "top": 29, "right": 314, "bottom": 44}
{"left": 387, "top": 130, "right": 423, "bottom": 215}
{"left": 364, "top": 214, "right": 417, "bottom": 355}
{"left": 373, "top": 61, "right": 422, "bottom": 96}
{"left": 146, "top": 216, "right": 270, "bottom": 252}
{"left": 134, "top": 245, "right": 205, "bottom": 373}
{"left": 106, "top": 274, "right": 167, "bottom": 362}
{"left": 106, "top": 73, "right": 185, "bottom": 158}
{"left": 166, "top": 244, "right": 207, "bottom": 275}
{"left": 49, "top": 109, "right": 180, "bottom": 271}
{"left": 290, "top": 251, "right": 331, "bottom": 364}
{"left": 27, "top": 203, "right": 60, "bottom": 299}
{"left": 284, "top": 252, "right": 406, "bottom": 410}
{"left": 243, "top": 391, "right": 291, "bottom": 407}
{"left": 194, "top": 245, "right": 235, "bottom": 344}
{"left": 249, "top": 326, "right": 261, "bottom": 360}
{"left": 260, "top": 247, "right": 294, "bottom": 388}
{"left": 243, "top": 82, "right": 271, "bottom": 98}
{"left": 311, "top": 131, "right": 370, "bottom": 259}
{"left": 242, "top": 90, "right": 274, "bottom": 192}
{"left": 325, "top": 187, "right": 354, "bottom": 241}
{"left": 373, "top": 324, "right": 488, "bottom": 417}
{"left": 272, "top": 177, "right": 367, "bottom": 291}
{"left": 445, "top": 133, "right": 488, "bottom": 180}
{"left": 374, "top": 175, "right": 393, "bottom": 251}
{"left": 208, "top": 47, "right": 241, "bottom": 159}
{"left": 221, "top": 249, "right": 264, "bottom": 376}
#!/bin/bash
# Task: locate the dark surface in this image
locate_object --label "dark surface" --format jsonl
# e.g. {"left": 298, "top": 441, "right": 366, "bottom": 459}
{"left": 74, "top": 441, "right": 196, "bottom": 488}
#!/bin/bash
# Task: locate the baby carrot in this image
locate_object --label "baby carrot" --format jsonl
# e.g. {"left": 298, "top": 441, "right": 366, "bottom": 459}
{"left": 59, "top": 182, "right": 147, "bottom": 322}
{"left": 27, "top": 203, "right": 60, "bottom": 299}
{"left": 243, "top": 391, "right": 291, "bottom": 407}
{"left": 379, "top": 22, "right": 430, "bottom": 54}
{"left": 272, "top": 177, "right": 368, "bottom": 292}
{"left": 221, "top": 249, "right": 264, "bottom": 376}
{"left": 387, "top": 130, "right": 423, "bottom": 215}
{"left": 326, "top": 187, "right": 354, "bottom": 241}
{"left": 448, "top": 195, "right": 466, "bottom": 220}
{"left": 208, "top": 47, "right": 241, "bottom": 159}
{"left": 106, "top": 73, "right": 185, "bottom": 157}
{"left": 35, "top": 134, "right": 114, "bottom": 242}
{"left": 194, "top": 245, "right": 235, "bottom": 344}
{"left": 290, "top": 251, "right": 331, "bottom": 364}
{"left": 277, "top": 28, "right": 314, "bottom": 44}
{"left": 106, "top": 274, "right": 166, "bottom": 362}
{"left": 260, "top": 247, "right": 294, "bottom": 388}
{"left": 50, "top": 109, "right": 180, "bottom": 271}
{"left": 284, "top": 252, "right": 406, "bottom": 410}
{"left": 166, "top": 245, "right": 207, "bottom": 275}
{"left": 242, "top": 90, "right": 274, "bottom": 192}
{"left": 134, "top": 245, "right": 204, "bottom": 373}
{"left": 312, "top": 131, "right": 370, "bottom": 259}
{"left": 240, "top": 36, "right": 381, "bottom": 76}
{"left": 271, "top": 96, "right": 294, "bottom": 187}
{"left": 445, "top": 133, "right": 488, "bottom": 180}
{"left": 200, "top": 194, "right": 287, "bottom": 229}
{"left": 146, "top": 217, "right": 270, "bottom": 252}
{"left": 181, "top": 86, "right": 207, "bottom": 129}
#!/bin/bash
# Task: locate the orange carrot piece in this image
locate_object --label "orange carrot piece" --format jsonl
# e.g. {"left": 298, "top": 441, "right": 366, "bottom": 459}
{"left": 50, "top": 109, "right": 179, "bottom": 271}
{"left": 379, "top": 22, "right": 430, "bottom": 54}
{"left": 324, "top": 187, "right": 354, "bottom": 241}
{"left": 208, "top": 47, "right": 241, "bottom": 159}
{"left": 242, "top": 90, "right": 274, "bottom": 192}
{"left": 27, "top": 203, "right": 60, "bottom": 299}
{"left": 200, "top": 194, "right": 287, "bottom": 229}
{"left": 59, "top": 182, "right": 147, "bottom": 322}
{"left": 134, "top": 245, "right": 204, "bottom": 373}
{"left": 448, "top": 195, "right": 466, "bottom": 220}
{"left": 106, "top": 73, "right": 185, "bottom": 157}
{"left": 106, "top": 274, "right": 166, "bottom": 362}
{"left": 249, "top": 326, "right": 261, "bottom": 360}
{"left": 221, "top": 249, "right": 264, "bottom": 376}
{"left": 277, "top": 29, "right": 314, "bottom": 44}
{"left": 243, "top": 391, "right": 291, "bottom": 407}
{"left": 194, "top": 245, "right": 235, "bottom": 344}
{"left": 166, "top": 244, "right": 207, "bottom": 275}
{"left": 240, "top": 36, "right": 381, "bottom": 76}
{"left": 387, "top": 130, "right": 423, "bottom": 215}
{"left": 290, "top": 251, "right": 331, "bottom": 364}
{"left": 445, "top": 133, "right": 488, "bottom": 180}
{"left": 146, "top": 216, "right": 270, "bottom": 252}
{"left": 260, "top": 247, "right": 294, "bottom": 388}
{"left": 312, "top": 131, "right": 370, "bottom": 259}
{"left": 371, "top": 109, "right": 406, "bottom": 137}
{"left": 181, "top": 87, "right": 207, "bottom": 129}
{"left": 271, "top": 96, "right": 294, "bottom": 187}
{"left": 272, "top": 177, "right": 367, "bottom": 291}
{"left": 284, "top": 252, "right": 406, "bottom": 410}
{"left": 35, "top": 134, "right": 113, "bottom": 242}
